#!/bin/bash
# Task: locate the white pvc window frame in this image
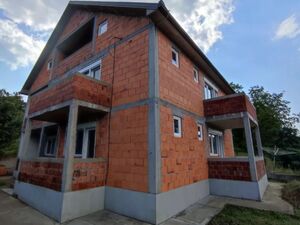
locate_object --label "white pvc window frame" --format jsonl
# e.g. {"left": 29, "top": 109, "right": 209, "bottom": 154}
{"left": 208, "top": 129, "right": 224, "bottom": 157}
{"left": 173, "top": 116, "right": 182, "bottom": 138}
{"left": 193, "top": 68, "right": 199, "bottom": 83}
{"left": 79, "top": 60, "right": 102, "bottom": 80}
{"left": 197, "top": 123, "right": 203, "bottom": 141}
{"left": 98, "top": 20, "right": 108, "bottom": 36}
{"left": 75, "top": 122, "right": 96, "bottom": 159}
{"left": 171, "top": 47, "right": 179, "bottom": 67}
{"left": 204, "top": 77, "right": 218, "bottom": 100}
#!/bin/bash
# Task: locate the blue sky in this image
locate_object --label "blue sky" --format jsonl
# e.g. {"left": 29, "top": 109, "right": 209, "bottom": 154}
{"left": 0, "top": 0, "right": 299, "bottom": 129}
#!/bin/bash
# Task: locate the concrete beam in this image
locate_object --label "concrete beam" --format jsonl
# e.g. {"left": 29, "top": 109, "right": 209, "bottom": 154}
{"left": 243, "top": 114, "right": 258, "bottom": 181}
{"left": 61, "top": 103, "right": 78, "bottom": 192}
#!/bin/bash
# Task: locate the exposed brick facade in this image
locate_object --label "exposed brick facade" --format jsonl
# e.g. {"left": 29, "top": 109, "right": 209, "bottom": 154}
{"left": 19, "top": 161, "right": 63, "bottom": 191}
{"left": 29, "top": 74, "right": 111, "bottom": 114}
{"left": 19, "top": 6, "right": 265, "bottom": 196}
{"left": 208, "top": 160, "right": 251, "bottom": 181}
{"left": 204, "top": 94, "right": 257, "bottom": 120}
{"left": 256, "top": 159, "right": 266, "bottom": 180}
{"left": 107, "top": 106, "right": 148, "bottom": 192}
{"left": 72, "top": 161, "right": 106, "bottom": 191}
{"left": 160, "top": 106, "right": 208, "bottom": 192}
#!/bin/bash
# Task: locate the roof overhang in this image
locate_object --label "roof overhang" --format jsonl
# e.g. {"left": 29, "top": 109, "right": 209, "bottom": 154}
{"left": 150, "top": 4, "right": 234, "bottom": 94}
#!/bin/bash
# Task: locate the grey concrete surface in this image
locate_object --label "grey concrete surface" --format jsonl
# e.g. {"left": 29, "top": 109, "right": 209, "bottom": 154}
{"left": 0, "top": 182, "right": 295, "bottom": 225}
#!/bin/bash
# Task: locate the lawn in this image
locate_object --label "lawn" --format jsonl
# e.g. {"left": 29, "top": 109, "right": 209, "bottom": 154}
{"left": 208, "top": 205, "right": 300, "bottom": 225}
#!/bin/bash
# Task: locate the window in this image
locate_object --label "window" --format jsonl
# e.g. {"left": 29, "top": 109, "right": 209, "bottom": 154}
{"left": 79, "top": 61, "right": 101, "bottom": 80}
{"left": 57, "top": 19, "right": 94, "bottom": 59}
{"left": 197, "top": 124, "right": 203, "bottom": 141}
{"left": 75, "top": 123, "right": 96, "bottom": 158}
{"left": 98, "top": 20, "right": 108, "bottom": 36}
{"left": 40, "top": 126, "right": 58, "bottom": 157}
{"left": 204, "top": 79, "right": 218, "bottom": 99}
{"left": 47, "top": 60, "right": 53, "bottom": 70}
{"left": 171, "top": 47, "right": 179, "bottom": 67}
{"left": 193, "top": 68, "right": 199, "bottom": 83}
{"left": 173, "top": 116, "right": 182, "bottom": 137}
{"left": 208, "top": 131, "right": 223, "bottom": 156}
{"left": 45, "top": 136, "right": 56, "bottom": 156}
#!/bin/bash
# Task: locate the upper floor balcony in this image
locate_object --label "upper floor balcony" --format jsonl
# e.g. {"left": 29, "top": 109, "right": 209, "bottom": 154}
{"left": 204, "top": 93, "right": 257, "bottom": 130}
{"left": 28, "top": 74, "right": 111, "bottom": 122}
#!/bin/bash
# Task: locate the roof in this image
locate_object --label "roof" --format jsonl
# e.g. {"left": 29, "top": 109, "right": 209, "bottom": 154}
{"left": 21, "top": 0, "right": 234, "bottom": 95}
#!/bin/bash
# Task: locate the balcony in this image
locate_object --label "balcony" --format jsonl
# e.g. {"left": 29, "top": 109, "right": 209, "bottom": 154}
{"left": 28, "top": 74, "right": 111, "bottom": 123}
{"left": 204, "top": 93, "right": 257, "bottom": 129}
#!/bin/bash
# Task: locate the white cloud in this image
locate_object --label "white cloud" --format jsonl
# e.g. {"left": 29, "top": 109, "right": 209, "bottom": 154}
{"left": 0, "top": 19, "right": 46, "bottom": 70}
{"left": 0, "top": 0, "right": 235, "bottom": 70}
{"left": 274, "top": 14, "right": 300, "bottom": 40}
{"left": 165, "top": 0, "right": 235, "bottom": 53}
{"left": 0, "top": 0, "right": 69, "bottom": 31}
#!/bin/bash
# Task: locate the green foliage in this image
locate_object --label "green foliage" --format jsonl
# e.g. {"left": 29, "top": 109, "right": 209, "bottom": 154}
{"left": 249, "top": 86, "right": 300, "bottom": 148}
{"left": 0, "top": 89, "right": 25, "bottom": 158}
{"left": 209, "top": 204, "right": 300, "bottom": 225}
{"left": 229, "top": 82, "right": 244, "bottom": 93}
{"left": 229, "top": 83, "right": 300, "bottom": 150}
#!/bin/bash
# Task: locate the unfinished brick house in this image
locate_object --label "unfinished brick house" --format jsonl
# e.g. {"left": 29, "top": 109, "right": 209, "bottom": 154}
{"left": 14, "top": 1, "right": 268, "bottom": 224}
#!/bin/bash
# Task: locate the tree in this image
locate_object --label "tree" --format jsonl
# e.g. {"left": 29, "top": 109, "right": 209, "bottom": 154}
{"left": 229, "top": 82, "right": 243, "bottom": 93}
{"left": 249, "top": 86, "right": 300, "bottom": 148}
{"left": 0, "top": 89, "right": 25, "bottom": 158}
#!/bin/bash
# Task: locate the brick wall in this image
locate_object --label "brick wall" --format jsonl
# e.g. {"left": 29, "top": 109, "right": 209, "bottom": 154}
{"left": 256, "top": 159, "right": 266, "bottom": 180}
{"left": 208, "top": 160, "right": 251, "bottom": 181}
{"left": 224, "top": 130, "right": 235, "bottom": 157}
{"left": 30, "top": 9, "right": 149, "bottom": 93}
{"left": 160, "top": 106, "right": 208, "bottom": 192}
{"left": 19, "top": 161, "right": 63, "bottom": 191}
{"left": 204, "top": 94, "right": 257, "bottom": 120}
{"left": 72, "top": 161, "right": 106, "bottom": 191}
{"left": 107, "top": 105, "right": 148, "bottom": 192}
{"left": 158, "top": 30, "right": 205, "bottom": 116}
{"left": 100, "top": 30, "right": 149, "bottom": 107}
{"left": 29, "top": 74, "right": 111, "bottom": 114}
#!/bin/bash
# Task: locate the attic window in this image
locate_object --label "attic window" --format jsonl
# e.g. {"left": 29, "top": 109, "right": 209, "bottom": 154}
{"left": 57, "top": 19, "right": 94, "bottom": 59}
{"left": 98, "top": 20, "right": 108, "bottom": 36}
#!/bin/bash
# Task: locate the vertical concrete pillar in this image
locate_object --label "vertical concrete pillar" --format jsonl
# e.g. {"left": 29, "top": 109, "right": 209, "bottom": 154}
{"left": 19, "top": 118, "right": 32, "bottom": 159}
{"left": 148, "top": 23, "right": 161, "bottom": 194}
{"left": 243, "top": 114, "right": 258, "bottom": 181}
{"left": 254, "top": 126, "right": 264, "bottom": 157}
{"left": 61, "top": 102, "right": 78, "bottom": 192}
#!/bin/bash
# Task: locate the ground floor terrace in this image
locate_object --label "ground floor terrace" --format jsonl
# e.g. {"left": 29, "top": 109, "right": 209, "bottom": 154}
{"left": 14, "top": 92, "right": 268, "bottom": 224}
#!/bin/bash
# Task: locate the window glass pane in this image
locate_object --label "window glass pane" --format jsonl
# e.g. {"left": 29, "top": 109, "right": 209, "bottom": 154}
{"left": 91, "top": 66, "right": 101, "bottom": 80}
{"left": 172, "top": 49, "right": 178, "bottom": 66}
{"left": 98, "top": 21, "right": 108, "bottom": 35}
{"left": 76, "top": 129, "right": 84, "bottom": 156}
{"left": 197, "top": 125, "right": 202, "bottom": 140}
{"left": 174, "top": 119, "right": 179, "bottom": 134}
{"left": 87, "top": 129, "right": 95, "bottom": 158}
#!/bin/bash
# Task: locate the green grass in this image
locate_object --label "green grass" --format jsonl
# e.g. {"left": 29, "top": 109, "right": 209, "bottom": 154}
{"left": 208, "top": 205, "right": 300, "bottom": 225}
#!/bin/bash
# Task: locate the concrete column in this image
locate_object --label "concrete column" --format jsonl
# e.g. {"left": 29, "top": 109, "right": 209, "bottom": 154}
{"left": 254, "top": 126, "right": 264, "bottom": 157}
{"left": 16, "top": 118, "right": 32, "bottom": 163}
{"left": 61, "top": 103, "right": 78, "bottom": 192}
{"left": 243, "top": 114, "right": 258, "bottom": 181}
